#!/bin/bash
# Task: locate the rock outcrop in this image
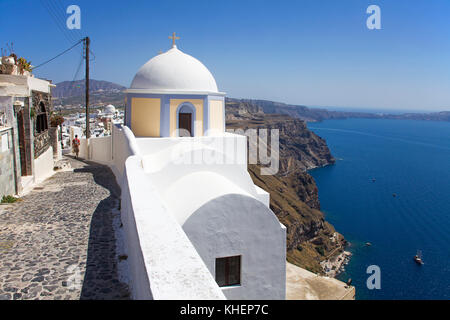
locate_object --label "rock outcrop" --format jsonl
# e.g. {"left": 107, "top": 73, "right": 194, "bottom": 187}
{"left": 226, "top": 99, "right": 346, "bottom": 274}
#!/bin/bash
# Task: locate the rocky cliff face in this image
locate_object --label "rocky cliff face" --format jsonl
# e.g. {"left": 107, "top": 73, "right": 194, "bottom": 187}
{"left": 53, "top": 80, "right": 126, "bottom": 98}
{"left": 226, "top": 99, "right": 346, "bottom": 274}
{"left": 53, "top": 80, "right": 126, "bottom": 107}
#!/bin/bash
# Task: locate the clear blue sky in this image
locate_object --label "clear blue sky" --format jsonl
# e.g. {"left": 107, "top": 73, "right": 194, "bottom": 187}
{"left": 1, "top": 0, "right": 450, "bottom": 111}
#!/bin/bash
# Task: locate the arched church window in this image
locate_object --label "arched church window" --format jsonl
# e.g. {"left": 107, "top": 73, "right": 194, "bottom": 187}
{"left": 36, "top": 101, "right": 48, "bottom": 134}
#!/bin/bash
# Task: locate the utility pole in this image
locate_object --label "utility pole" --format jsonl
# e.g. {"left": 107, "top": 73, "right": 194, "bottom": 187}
{"left": 84, "top": 37, "right": 90, "bottom": 139}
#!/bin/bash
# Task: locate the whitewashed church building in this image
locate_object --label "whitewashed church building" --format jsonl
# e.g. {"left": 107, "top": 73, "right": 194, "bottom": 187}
{"left": 82, "top": 35, "right": 286, "bottom": 300}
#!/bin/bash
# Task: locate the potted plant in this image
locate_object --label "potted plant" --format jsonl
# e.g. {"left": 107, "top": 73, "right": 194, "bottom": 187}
{"left": 17, "top": 57, "right": 32, "bottom": 75}
{"left": 50, "top": 114, "right": 65, "bottom": 127}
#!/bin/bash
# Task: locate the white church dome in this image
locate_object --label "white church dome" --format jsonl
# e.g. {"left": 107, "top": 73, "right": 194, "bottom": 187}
{"left": 104, "top": 104, "right": 116, "bottom": 115}
{"left": 129, "top": 46, "right": 219, "bottom": 94}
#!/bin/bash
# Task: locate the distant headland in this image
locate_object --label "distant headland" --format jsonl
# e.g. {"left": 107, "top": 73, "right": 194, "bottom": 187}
{"left": 52, "top": 79, "right": 449, "bottom": 122}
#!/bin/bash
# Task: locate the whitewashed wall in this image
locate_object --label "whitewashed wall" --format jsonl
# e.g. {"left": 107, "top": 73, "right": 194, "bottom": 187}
{"left": 56, "top": 126, "right": 63, "bottom": 161}
{"left": 136, "top": 132, "right": 247, "bottom": 169}
{"left": 121, "top": 156, "right": 226, "bottom": 300}
{"left": 34, "top": 146, "right": 54, "bottom": 183}
{"left": 89, "top": 136, "right": 112, "bottom": 164}
{"left": 78, "top": 138, "right": 89, "bottom": 159}
{"left": 183, "top": 194, "right": 286, "bottom": 300}
{"left": 73, "top": 125, "right": 140, "bottom": 184}
{"left": 111, "top": 125, "right": 141, "bottom": 182}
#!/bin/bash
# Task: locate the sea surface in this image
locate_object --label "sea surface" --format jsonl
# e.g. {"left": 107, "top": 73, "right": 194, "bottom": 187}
{"left": 307, "top": 118, "right": 450, "bottom": 300}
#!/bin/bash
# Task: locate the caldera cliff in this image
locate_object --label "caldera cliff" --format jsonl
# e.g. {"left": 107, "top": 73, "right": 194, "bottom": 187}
{"left": 226, "top": 99, "right": 347, "bottom": 275}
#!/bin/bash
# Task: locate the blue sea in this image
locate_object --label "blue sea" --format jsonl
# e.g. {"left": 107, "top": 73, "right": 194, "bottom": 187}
{"left": 307, "top": 119, "right": 450, "bottom": 300}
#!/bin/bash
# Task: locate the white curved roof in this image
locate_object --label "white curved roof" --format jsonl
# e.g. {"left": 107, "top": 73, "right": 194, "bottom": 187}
{"left": 139, "top": 137, "right": 261, "bottom": 225}
{"left": 163, "top": 171, "right": 253, "bottom": 225}
{"left": 129, "top": 46, "right": 221, "bottom": 95}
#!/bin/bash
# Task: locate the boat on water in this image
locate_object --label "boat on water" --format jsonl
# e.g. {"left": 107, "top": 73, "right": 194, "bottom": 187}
{"left": 414, "top": 250, "right": 424, "bottom": 265}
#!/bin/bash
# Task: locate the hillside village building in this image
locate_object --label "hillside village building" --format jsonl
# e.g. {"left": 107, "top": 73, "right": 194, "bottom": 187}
{"left": 0, "top": 57, "right": 61, "bottom": 197}
{"left": 80, "top": 38, "right": 287, "bottom": 299}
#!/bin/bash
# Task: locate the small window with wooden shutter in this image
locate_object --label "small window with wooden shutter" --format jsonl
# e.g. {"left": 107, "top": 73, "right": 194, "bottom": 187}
{"left": 215, "top": 255, "right": 241, "bottom": 287}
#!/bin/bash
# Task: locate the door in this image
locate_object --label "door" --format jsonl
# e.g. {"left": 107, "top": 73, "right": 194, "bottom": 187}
{"left": 179, "top": 113, "right": 192, "bottom": 137}
{"left": 17, "top": 110, "right": 28, "bottom": 176}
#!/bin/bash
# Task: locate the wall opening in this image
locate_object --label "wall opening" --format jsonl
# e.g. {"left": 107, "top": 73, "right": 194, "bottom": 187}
{"left": 177, "top": 104, "right": 195, "bottom": 137}
{"left": 16, "top": 109, "right": 29, "bottom": 176}
{"left": 215, "top": 255, "right": 241, "bottom": 287}
{"left": 36, "top": 101, "right": 48, "bottom": 134}
{"left": 179, "top": 113, "right": 192, "bottom": 137}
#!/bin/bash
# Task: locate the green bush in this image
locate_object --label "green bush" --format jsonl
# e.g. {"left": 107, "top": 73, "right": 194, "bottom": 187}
{"left": 1, "top": 195, "right": 19, "bottom": 204}
{"left": 315, "top": 246, "right": 325, "bottom": 256}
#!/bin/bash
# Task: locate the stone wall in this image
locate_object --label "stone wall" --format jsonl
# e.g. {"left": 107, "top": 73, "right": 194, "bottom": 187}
{"left": 34, "top": 130, "right": 50, "bottom": 159}
{"left": 0, "top": 127, "right": 16, "bottom": 197}
{"left": 31, "top": 91, "right": 51, "bottom": 159}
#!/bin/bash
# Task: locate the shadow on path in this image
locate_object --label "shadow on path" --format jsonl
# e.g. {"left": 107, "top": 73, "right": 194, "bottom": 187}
{"left": 72, "top": 158, "right": 129, "bottom": 300}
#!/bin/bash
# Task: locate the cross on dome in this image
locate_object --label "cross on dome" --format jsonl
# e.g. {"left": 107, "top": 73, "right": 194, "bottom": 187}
{"left": 129, "top": 34, "right": 221, "bottom": 93}
{"left": 169, "top": 32, "right": 180, "bottom": 47}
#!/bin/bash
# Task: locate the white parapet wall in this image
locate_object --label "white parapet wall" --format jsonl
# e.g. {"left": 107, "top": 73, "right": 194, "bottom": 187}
{"left": 89, "top": 135, "right": 112, "bottom": 164}
{"left": 121, "top": 155, "right": 226, "bottom": 300}
{"left": 136, "top": 132, "right": 248, "bottom": 170}
{"left": 78, "top": 138, "right": 89, "bottom": 160}
{"left": 75, "top": 125, "right": 140, "bottom": 185}
{"left": 34, "top": 146, "right": 54, "bottom": 184}
{"left": 111, "top": 125, "right": 141, "bottom": 181}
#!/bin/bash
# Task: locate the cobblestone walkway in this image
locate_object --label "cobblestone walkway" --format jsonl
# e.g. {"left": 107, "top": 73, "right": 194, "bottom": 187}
{"left": 0, "top": 157, "right": 130, "bottom": 300}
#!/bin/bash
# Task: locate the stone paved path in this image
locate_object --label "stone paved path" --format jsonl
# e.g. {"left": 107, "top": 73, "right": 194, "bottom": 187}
{"left": 0, "top": 157, "right": 130, "bottom": 300}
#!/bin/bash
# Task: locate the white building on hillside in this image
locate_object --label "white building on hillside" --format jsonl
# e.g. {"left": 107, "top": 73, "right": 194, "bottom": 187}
{"left": 84, "top": 36, "right": 286, "bottom": 299}
{"left": 0, "top": 63, "right": 60, "bottom": 196}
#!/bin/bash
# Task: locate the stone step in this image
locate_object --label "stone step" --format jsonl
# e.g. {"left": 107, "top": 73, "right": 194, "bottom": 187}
{"left": 19, "top": 175, "right": 34, "bottom": 196}
{"left": 54, "top": 158, "right": 72, "bottom": 171}
{"left": 20, "top": 176, "right": 33, "bottom": 189}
